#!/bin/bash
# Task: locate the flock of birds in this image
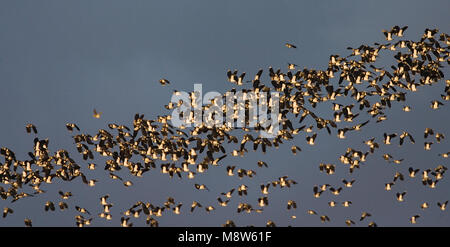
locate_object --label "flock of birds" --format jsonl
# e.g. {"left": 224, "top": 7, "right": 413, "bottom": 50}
{"left": 1, "top": 26, "right": 449, "bottom": 227}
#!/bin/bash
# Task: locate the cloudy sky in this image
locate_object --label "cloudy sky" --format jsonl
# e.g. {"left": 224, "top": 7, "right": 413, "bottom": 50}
{"left": 0, "top": 0, "right": 449, "bottom": 226}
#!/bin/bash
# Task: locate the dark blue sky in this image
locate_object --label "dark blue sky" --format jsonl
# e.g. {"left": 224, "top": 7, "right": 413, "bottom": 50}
{"left": 0, "top": 0, "right": 449, "bottom": 226}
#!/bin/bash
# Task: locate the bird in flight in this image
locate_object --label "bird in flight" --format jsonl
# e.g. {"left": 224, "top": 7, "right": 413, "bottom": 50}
{"left": 0, "top": 25, "right": 448, "bottom": 227}
{"left": 159, "top": 78, "right": 170, "bottom": 86}
{"left": 25, "top": 124, "right": 37, "bottom": 134}
{"left": 93, "top": 109, "right": 102, "bottom": 119}
{"left": 285, "top": 43, "right": 297, "bottom": 49}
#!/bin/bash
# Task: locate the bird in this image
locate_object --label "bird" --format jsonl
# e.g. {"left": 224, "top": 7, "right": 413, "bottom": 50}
{"left": 205, "top": 206, "right": 215, "bottom": 213}
{"left": 102, "top": 204, "right": 113, "bottom": 213}
{"left": 173, "top": 203, "right": 183, "bottom": 214}
{"left": 382, "top": 29, "right": 394, "bottom": 41}
{"left": 93, "top": 109, "right": 102, "bottom": 119}
{"left": 438, "top": 201, "right": 448, "bottom": 211}
{"left": 424, "top": 142, "right": 433, "bottom": 150}
{"left": 88, "top": 163, "right": 96, "bottom": 170}
{"left": 368, "top": 222, "right": 377, "bottom": 227}
{"left": 257, "top": 161, "right": 268, "bottom": 168}
{"left": 396, "top": 192, "right": 407, "bottom": 202}
{"left": 435, "top": 133, "right": 445, "bottom": 143}
{"left": 408, "top": 167, "right": 420, "bottom": 178}
{"left": 288, "top": 63, "right": 297, "bottom": 70}
{"left": 285, "top": 43, "right": 297, "bottom": 49}
{"left": 258, "top": 197, "right": 269, "bottom": 207}
{"left": 345, "top": 219, "right": 355, "bottom": 226}
{"left": 88, "top": 179, "right": 98, "bottom": 187}
{"left": 194, "top": 184, "right": 209, "bottom": 191}
{"left": 392, "top": 159, "right": 404, "bottom": 165}
{"left": 222, "top": 220, "right": 236, "bottom": 227}
{"left": 217, "top": 198, "right": 229, "bottom": 207}
{"left": 123, "top": 181, "right": 133, "bottom": 187}
{"left": 337, "top": 128, "right": 351, "bottom": 139}
{"left": 58, "top": 191, "right": 73, "bottom": 200}
{"left": 430, "top": 100, "right": 444, "bottom": 109}
{"left": 410, "top": 215, "right": 420, "bottom": 224}
{"left": 320, "top": 215, "right": 330, "bottom": 223}
{"left": 394, "top": 172, "right": 404, "bottom": 182}
{"left": 384, "top": 183, "right": 394, "bottom": 191}
{"left": 360, "top": 212, "right": 371, "bottom": 221}
{"left": 75, "top": 206, "right": 90, "bottom": 215}
{"left": 421, "top": 202, "right": 429, "bottom": 210}
{"left": 3, "top": 207, "right": 13, "bottom": 218}
{"left": 439, "top": 152, "right": 450, "bottom": 158}
{"left": 66, "top": 123, "right": 80, "bottom": 132}
{"left": 342, "top": 179, "right": 355, "bottom": 188}
{"left": 307, "top": 210, "right": 317, "bottom": 215}
{"left": 159, "top": 79, "right": 170, "bottom": 86}
{"left": 226, "top": 166, "right": 236, "bottom": 176}
{"left": 383, "top": 133, "right": 397, "bottom": 145}
{"left": 306, "top": 133, "right": 317, "bottom": 145}
{"left": 236, "top": 72, "right": 246, "bottom": 85}
{"left": 221, "top": 189, "right": 235, "bottom": 198}
{"left": 266, "top": 220, "right": 276, "bottom": 227}
{"left": 342, "top": 201, "right": 352, "bottom": 207}
{"left": 188, "top": 171, "right": 196, "bottom": 179}
{"left": 24, "top": 218, "right": 32, "bottom": 227}
{"left": 227, "top": 70, "right": 238, "bottom": 83}
{"left": 291, "top": 145, "right": 302, "bottom": 154}
{"left": 120, "top": 217, "right": 132, "bottom": 227}
{"left": 190, "top": 201, "right": 202, "bottom": 212}
{"left": 25, "top": 124, "right": 38, "bottom": 134}
{"left": 330, "top": 187, "right": 342, "bottom": 196}
{"left": 402, "top": 106, "right": 411, "bottom": 112}
{"left": 260, "top": 184, "right": 270, "bottom": 195}
{"left": 396, "top": 26, "right": 408, "bottom": 36}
